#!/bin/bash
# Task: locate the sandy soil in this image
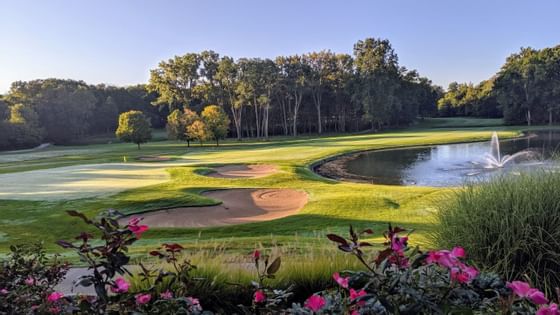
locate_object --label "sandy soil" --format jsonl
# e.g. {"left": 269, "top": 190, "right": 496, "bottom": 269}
{"left": 121, "top": 188, "right": 307, "bottom": 228}
{"left": 207, "top": 164, "right": 277, "bottom": 179}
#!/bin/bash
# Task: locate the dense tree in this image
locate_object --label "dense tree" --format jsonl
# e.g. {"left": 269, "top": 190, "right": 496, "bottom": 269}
{"left": 187, "top": 120, "right": 208, "bottom": 146}
{"left": 303, "top": 51, "right": 336, "bottom": 134}
{"left": 6, "top": 104, "right": 43, "bottom": 148}
{"left": 166, "top": 108, "right": 199, "bottom": 147}
{"left": 148, "top": 53, "right": 201, "bottom": 111}
{"left": 115, "top": 110, "right": 152, "bottom": 149}
{"left": 353, "top": 38, "right": 400, "bottom": 130}
{"left": 216, "top": 56, "right": 243, "bottom": 140}
{"left": 2, "top": 37, "right": 451, "bottom": 151}
{"left": 441, "top": 45, "right": 560, "bottom": 125}
{"left": 201, "top": 105, "right": 230, "bottom": 146}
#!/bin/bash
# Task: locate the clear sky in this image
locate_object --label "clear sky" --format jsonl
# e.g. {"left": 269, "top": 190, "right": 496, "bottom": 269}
{"left": 1, "top": 0, "right": 559, "bottom": 93}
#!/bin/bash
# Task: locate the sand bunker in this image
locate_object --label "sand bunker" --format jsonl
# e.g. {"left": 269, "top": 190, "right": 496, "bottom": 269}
{"left": 122, "top": 188, "right": 307, "bottom": 228}
{"left": 207, "top": 164, "right": 277, "bottom": 179}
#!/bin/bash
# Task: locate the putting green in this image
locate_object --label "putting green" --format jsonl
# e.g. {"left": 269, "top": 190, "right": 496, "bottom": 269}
{"left": 0, "top": 162, "right": 189, "bottom": 200}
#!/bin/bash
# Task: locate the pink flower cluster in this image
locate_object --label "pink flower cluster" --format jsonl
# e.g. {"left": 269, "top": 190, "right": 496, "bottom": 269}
{"left": 253, "top": 290, "right": 266, "bottom": 304}
{"left": 110, "top": 277, "right": 129, "bottom": 293}
{"left": 304, "top": 294, "right": 326, "bottom": 312}
{"left": 128, "top": 217, "right": 149, "bottom": 239}
{"left": 389, "top": 233, "right": 409, "bottom": 268}
{"left": 538, "top": 303, "right": 560, "bottom": 315}
{"left": 426, "top": 247, "right": 478, "bottom": 284}
{"left": 507, "top": 281, "right": 548, "bottom": 305}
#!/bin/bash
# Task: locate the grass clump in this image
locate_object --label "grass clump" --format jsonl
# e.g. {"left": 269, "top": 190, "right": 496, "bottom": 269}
{"left": 433, "top": 171, "right": 560, "bottom": 295}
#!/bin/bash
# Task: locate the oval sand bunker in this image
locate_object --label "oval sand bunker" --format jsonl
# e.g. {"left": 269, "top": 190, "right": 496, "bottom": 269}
{"left": 207, "top": 164, "right": 277, "bottom": 179}
{"left": 123, "top": 188, "right": 307, "bottom": 228}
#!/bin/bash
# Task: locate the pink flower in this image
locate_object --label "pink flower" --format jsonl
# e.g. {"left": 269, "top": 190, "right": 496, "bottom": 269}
{"left": 49, "top": 306, "right": 61, "bottom": 314}
{"left": 537, "top": 303, "right": 560, "bottom": 315}
{"left": 25, "top": 276, "right": 36, "bottom": 286}
{"left": 333, "top": 272, "right": 349, "bottom": 288}
{"left": 111, "top": 277, "right": 129, "bottom": 293}
{"left": 253, "top": 290, "right": 266, "bottom": 303}
{"left": 135, "top": 293, "right": 151, "bottom": 305}
{"left": 388, "top": 251, "right": 410, "bottom": 269}
{"left": 128, "top": 224, "right": 149, "bottom": 239}
{"left": 47, "top": 292, "right": 64, "bottom": 302}
{"left": 391, "top": 235, "right": 408, "bottom": 253}
{"left": 450, "top": 265, "right": 478, "bottom": 284}
{"left": 160, "top": 290, "right": 173, "bottom": 300}
{"left": 253, "top": 250, "right": 261, "bottom": 260}
{"left": 507, "top": 281, "right": 549, "bottom": 305}
{"left": 451, "top": 247, "right": 465, "bottom": 258}
{"left": 304, "top": 294, "right": 326, "bottom": 312}
{"left": 186, "top": 297, "right": 202, "bottom": 311}
{"left": 350, "top": 288, "right": 367, "bottom": 306}
{"left": 0, "top": 288, "right": 7, "bottom": 295}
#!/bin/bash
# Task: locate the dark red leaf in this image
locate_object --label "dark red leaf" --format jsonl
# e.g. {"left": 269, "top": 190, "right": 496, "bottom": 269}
{"left": 327, "top": 234, "right": 348, "bottom": 245}
{"left": 375, "top": 248, "right": 393, "bottom": 265}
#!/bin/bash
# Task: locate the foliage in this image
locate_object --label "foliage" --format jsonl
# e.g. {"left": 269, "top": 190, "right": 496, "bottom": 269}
{"left": 440, "top": 44, "right": 560, "bottom": 125}
{"left": 437, "top": 80, "right": 500, "bottom": 118}
{"left": 433, "top": 172, "right": 560, "bottom": 296}
{"left": 201, "top": 105, "right": 230, "bottom": 146}
{"left": 115, "top": 110, "right": 152, "bottom": 149}
{"left": 166, "top": 108, "right": 199, "bottom": 146}
{"left": 5, "top": 209, "right": 560, "bottom": 314}
{"left": 0, "top": 243, "right": 68, "bottom": 314}
{"left": 186, "top": 120, "right": 208, "bottom": 146}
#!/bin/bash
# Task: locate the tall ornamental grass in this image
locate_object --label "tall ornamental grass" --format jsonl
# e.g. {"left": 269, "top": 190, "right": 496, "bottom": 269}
{"left": 433, "top": 171, "right": 560, "bottom": 295}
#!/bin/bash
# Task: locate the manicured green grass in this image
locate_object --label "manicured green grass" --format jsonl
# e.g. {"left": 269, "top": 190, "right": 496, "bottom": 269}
{"left": 0, "top": 119, "right": 536, "bottom": 259}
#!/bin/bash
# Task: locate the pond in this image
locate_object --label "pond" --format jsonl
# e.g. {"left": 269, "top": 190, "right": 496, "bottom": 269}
{"left": 319, "top": 130, "right": 560, "bottom": 187}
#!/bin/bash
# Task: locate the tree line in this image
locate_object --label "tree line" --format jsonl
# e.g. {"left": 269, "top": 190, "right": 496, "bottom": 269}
{"left": 148, "top": 38, "right": 441, "bottom": 141}
{"left": 0, "top": 80, "right": 168, "bottom": 149}
{"left": 438, "top": 45, "right": 560, "bottom": 125}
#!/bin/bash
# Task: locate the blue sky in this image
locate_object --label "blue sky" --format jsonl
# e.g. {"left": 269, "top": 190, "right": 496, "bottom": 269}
{"left": 1, "top": 0, "right": 559, "bottom": 93}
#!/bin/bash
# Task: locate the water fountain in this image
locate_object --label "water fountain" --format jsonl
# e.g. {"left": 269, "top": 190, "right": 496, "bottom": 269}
{"left": 483, "top": 132, "right": 539, "bottom": 168}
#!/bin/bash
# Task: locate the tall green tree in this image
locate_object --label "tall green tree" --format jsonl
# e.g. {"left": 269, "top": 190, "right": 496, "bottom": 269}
{"left": 201, "top": 105, "right": 230, "bottom": 146}
{"left": 166, "top": 108, "right": 199, "bottom": 147}
{"left": 115, "top": 110, "right": 152, "bottom": 149}
{"left": 216, "top": 56, "right": 243, "bottom": 140}
{"left": 148, "top": 53, "right": 201, "bottom": 111}
{"left": 276, "top": 55, "right": 309, "bottom": 136}
{"left": 303, "top": 50, "right": 336, "bottom": 134}
{"left": 353, "top": 38, "right": 400, "bottom": 130}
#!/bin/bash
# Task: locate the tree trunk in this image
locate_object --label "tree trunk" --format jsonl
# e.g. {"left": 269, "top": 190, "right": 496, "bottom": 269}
{"left": 549, "top": 108, "right": 553, "bottom": 126}
{"left": 187, "top": 140, "right": 190, "bottom": 147}
{"left": 312, "top": 88, "right": 323, "bottom": 134}
{"left": 253, "top": 96, "right": 260, "bottom": 139}
{"left": 230, "top": 106, "right": 243, "bottom": 141}
{"left": 317, "top": 106, "right": 322, "bottom": 134}
{"left": 527, "top": 109, "right": 532, "bottom": 126}
{"left": 216, "top": 138, "right": 219, "bottom": 146}
{"left": 137, "top": 143, "right": 140, "bottom": 150}
{"left": 292, "top": 91, "right": 302, "bottom": 137}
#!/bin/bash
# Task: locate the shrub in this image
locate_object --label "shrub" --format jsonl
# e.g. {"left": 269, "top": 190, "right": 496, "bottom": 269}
{"left": 0, "top": 243, "right": 68, "bottom": 314}
{"left": 433, "top": 171, "right": 560, "bottom": 296}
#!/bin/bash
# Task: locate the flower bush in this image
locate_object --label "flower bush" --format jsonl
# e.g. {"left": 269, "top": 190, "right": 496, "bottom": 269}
{"left": 2, "top": 210, "right": 560, "bottom": 314}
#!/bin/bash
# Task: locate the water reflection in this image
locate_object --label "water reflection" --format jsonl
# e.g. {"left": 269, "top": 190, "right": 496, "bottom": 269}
{"left": 343, "top": 130, "right": 560, "bottom": 187}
